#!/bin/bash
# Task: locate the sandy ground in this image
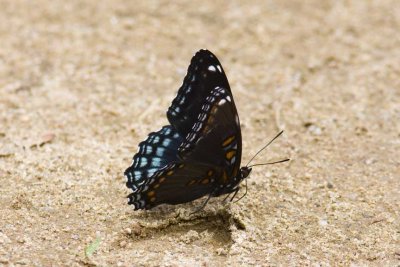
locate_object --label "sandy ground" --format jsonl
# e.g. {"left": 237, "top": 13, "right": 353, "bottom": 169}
{"left": 0, "top": 0, "right": 399, "bottom": 266}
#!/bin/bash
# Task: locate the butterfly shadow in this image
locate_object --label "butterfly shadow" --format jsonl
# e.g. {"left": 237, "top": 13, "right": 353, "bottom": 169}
{"left": 122, "top": 200, "right": 245, "bottom": 250}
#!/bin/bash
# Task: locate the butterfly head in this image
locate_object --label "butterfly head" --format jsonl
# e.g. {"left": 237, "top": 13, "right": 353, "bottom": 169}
{"left": 240, "top": 166, "right": 252, "bottom": 180}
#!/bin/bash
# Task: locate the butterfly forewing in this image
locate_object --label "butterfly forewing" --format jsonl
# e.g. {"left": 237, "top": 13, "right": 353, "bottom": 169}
{"left": 179, "top": 86, "right": 243, "bottom": 191}
{"left": 167, "top": 50, "right": 232, "bottom": 136}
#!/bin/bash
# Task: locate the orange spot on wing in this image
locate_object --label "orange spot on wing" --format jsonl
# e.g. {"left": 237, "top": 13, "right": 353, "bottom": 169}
{"left": 167, "top": 170, "right": 174, "bottom": 176}
{"left": 187, "top": 179, "right": 197, "bottom": 186}
{"left": 222, "top": 136, "right": 235, "bottom": 147}
{"left": 222, "top": 171, "right": 228, "bottom": 183}
{"left": 201, "top": 178, "right": 210, "bottom": 184}
{"left": 226, "top": 150, "right": 236, "bottom": 160}
{"left": 210, "top": 105, "right": 218, "bottom": 114}
{"left": 147, "top": 191, "right": 155, "bottom": 197}
{"left": 233, "top": 166, "right": 239, "bottom": 178}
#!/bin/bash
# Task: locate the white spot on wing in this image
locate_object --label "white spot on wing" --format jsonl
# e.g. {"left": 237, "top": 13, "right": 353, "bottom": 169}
{"left": 216, "top": 65, "right": 222, "bottom": 72}
{"left": 142, "top": 185, "right": 149, "bottom": 192}
{"left": 134, "top": 171, "right": 142, "bottom": 179}
{"left": 162, "top": 139, "right": 171, "bottom": 147}
{"left": 154, "top": 136, "right": 160, "bottom": 143}
{"left": 152, "top": 158, "right": 162, "bottom": 167}
{"left": 146, "top": 146, "right": 153, "bottom": 154}
{"left": 193, "top": 122, "right": 202, "bottom": 131}
{"left": 147, "top": 168, "right": 157, "bottom": 177}
{"left": 156, "top": 147, "right": 166, "bottom": 157}
{"left": 208, "top": 65, "right": 217, "bottom": 72}
{"left": 218, "top": 99, "right": 227, "bottom": 105}
{"left": 188, "top": 134, "right": 196, "bottom": 142}
{"left": 198, "top": 113, "right": 206, "bottom": 121}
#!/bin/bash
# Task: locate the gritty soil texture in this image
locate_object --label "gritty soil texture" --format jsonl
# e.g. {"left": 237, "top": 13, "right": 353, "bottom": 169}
{"left": 1, "top": 1, "right": 399, "bottom": 266}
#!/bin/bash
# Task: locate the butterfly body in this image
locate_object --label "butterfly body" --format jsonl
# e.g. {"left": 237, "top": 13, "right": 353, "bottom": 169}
{"left": 125, "top": 49, "right": 251, "bottom": 210}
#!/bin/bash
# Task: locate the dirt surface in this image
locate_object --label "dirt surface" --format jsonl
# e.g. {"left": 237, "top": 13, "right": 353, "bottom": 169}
{"left": 1, "top": 1, "right": 399, "bottom": 266}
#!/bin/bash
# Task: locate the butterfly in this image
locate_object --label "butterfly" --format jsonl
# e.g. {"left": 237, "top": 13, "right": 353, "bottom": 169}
{"left": 124, "top": 49, "right": 286, "bottom": 210}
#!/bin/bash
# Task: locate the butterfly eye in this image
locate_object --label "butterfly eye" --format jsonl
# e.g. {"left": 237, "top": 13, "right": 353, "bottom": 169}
{"left": 240, "top": 167, "right": 252, "bottom": 179}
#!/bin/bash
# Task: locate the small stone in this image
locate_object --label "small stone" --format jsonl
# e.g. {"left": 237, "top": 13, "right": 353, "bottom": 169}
{"left": 365, "top": 158, "right": 375, "bottom": 165}
{"left": 216, "top": 247, "right": 228, "bottom": 255}
{"left": 180, "top": 230, "right": 199, "bottom": 244}
{"left": 308, "top": 125, "right": 322, "bottom": 135}
{"left": 16, "top": 259, "right": 29, "bottom": 265}
{"left": 119, "top": 240, "right": 127, "bottom": 248}
{"left": 0, "top": 232, "right": 11, "bottom": 244}
{"left": 319, "top": 219, "right": 328, "bottom": 227}
{"left": 131, "top": 222, "right": 142, "bottom": 236}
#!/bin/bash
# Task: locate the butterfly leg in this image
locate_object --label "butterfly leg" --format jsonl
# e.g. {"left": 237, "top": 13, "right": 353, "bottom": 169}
{"left": 229, "top": 187, "right": 240, "bottom": 202}
{"left": 222, "top": 192, "right": 232, "bottom": 202}
{"left": 190, "top": 193, "right": 213, "bottom": 214}
{"left": 233, "top": 178, "right": 248, "bottom": 203}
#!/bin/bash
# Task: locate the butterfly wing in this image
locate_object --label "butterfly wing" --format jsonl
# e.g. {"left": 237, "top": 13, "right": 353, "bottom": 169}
{"left": 167, "top": 49, "right": 232, "bottom": 136}
{"left": 178, "top": 86, "right": 243, "bottom": 195}
{"left": 125, "top": 126, "right": 183, "bottom": 193}
{"left": 124, "top": 124, "right": 218, "bottom": 210}
{"left": 127, "top": 161, "right": 220, "bottom": 210}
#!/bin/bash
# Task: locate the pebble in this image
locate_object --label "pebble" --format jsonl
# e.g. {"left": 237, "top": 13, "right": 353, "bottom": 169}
{"left": 308, "top": 124, "right": 322, "bottom": 135}
{"left": 119, "top": 240, "right": 127, "bottom": 248}
{"left": 319, "top": 219, "right": 328, "bottom": 227}
{"left": 0, "top": 232, "right": 11, "bottom": 244}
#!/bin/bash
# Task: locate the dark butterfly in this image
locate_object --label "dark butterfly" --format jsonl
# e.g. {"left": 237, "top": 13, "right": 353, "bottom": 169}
{"left": 125, "top": 49, "right": 282, "bottom": 210}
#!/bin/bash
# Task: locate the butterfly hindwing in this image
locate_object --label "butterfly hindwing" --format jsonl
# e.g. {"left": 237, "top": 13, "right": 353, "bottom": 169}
{"left": 124, "top": 126, "right": 183, "bottom": 192}
{"left": 128, "top": 162, "right": 220, "bottom": 210}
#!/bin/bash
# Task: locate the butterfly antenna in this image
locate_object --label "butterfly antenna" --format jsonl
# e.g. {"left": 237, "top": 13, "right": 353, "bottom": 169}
{"left": 246, "top": 130, "right": 284, "bottom": 167}
{"left": 248, "top": 158, "right": 290, "bottom": 168}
